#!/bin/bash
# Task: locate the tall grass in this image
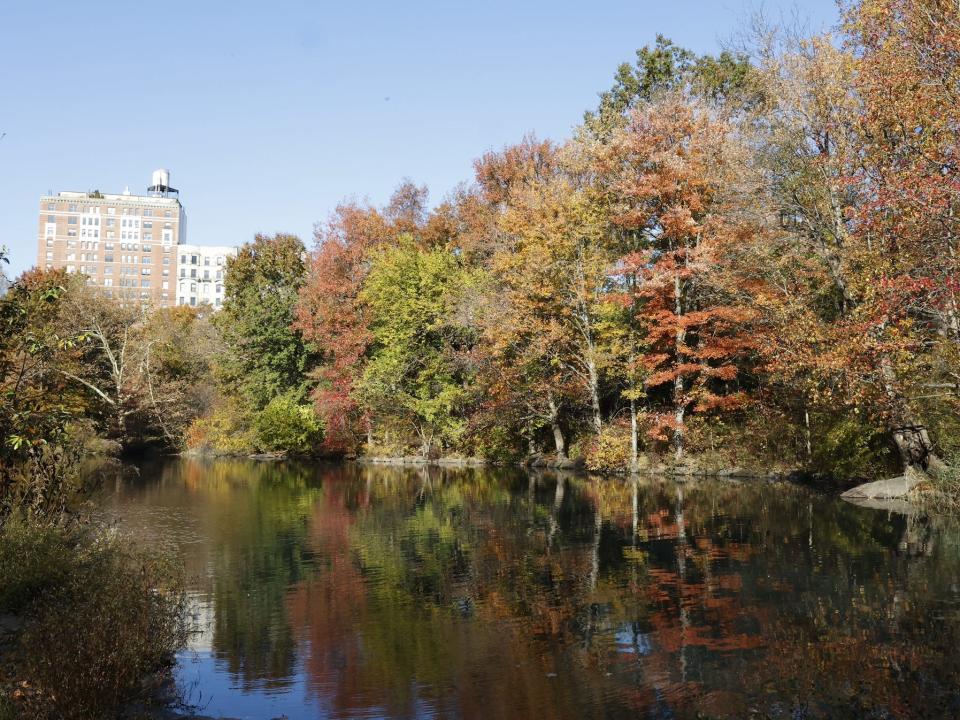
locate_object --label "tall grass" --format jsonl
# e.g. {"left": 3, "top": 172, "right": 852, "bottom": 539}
{"left": 0, "top": 520, "right": 188, "bottom": 719}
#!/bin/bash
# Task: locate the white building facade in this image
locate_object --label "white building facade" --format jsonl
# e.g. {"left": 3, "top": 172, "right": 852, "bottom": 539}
{"left": 175, "top": 244, "right": 237, "bottom": 309}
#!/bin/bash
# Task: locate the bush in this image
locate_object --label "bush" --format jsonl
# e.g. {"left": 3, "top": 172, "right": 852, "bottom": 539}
{"left": 585, "top": 423, "right": 634, "bottom": 474}
{"left": 185, "top": 404, "right": 257, "bottom": 455}
{"left": 0, "top": 521, "right": 188, "bottom": 719}
{"left": 254, "top": 394, "right": 324, "bottom": 454}
{"left": 809, "top": 414, "right": 890, "bottom": 479}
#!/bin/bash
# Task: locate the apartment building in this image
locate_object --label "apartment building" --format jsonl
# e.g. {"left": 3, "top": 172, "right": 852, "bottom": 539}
{"left": 37, "top": 170, "right": 237, "bottom": 310}
{"left": 175, "top": 243, "right": 237, "bottom": 308}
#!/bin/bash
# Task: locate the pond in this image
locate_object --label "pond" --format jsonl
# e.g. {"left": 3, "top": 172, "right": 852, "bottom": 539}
{"left": 98, "top": 458, "right": 960, "bottom": 720}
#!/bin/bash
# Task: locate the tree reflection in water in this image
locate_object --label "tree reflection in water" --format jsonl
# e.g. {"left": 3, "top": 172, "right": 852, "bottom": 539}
{"left": 102, "top": 459, "right": 960, "bottom": 719}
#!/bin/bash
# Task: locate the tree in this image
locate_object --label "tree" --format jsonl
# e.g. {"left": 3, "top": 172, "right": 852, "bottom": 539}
{"left": 0, "top": 267, "right": 89, "bottom": 509}
{"left": 296, "top": 181, "right": 442, "bottom": 452}
{"left": 600, "top": 96, "right": 759, "bottom": 458}
{"left": 584, "top": 35, "right": 759, "bottom": 137}
{"left": 215, "top": 234, "right": 318, "bottom": 415}
{"left": 355, "top": 236, "right": 476, "bottom": 456}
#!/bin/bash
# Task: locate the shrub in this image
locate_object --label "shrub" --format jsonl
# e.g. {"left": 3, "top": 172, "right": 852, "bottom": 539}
{"left": 254, "top": 394, "right": 324, "bottom": 454}
{"left": 585, "top": 423, "right": 634, "bottom": 474}
{"left": 809, "top": 414, "right": 890, "bottom": 479}
{"left": 185, "top": 404, "right": 257, "bottom": 455}
{"left": 0, "top": 521, "right": 188, "bottom": 720}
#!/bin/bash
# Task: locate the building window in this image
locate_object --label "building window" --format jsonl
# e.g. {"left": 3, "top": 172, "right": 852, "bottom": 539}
{"left": 203, "top": 270, "right": 209, "bottom": 280}
{"left": 141, "top": 280, "right": 151, "bottom": 288}
{"left": 46, "top": 203, "right": 54, "bottom": 211}
{"left": 190, "top": 297, "right": 196, "bottom": 306}
{"left": 104, "top": 255, "right": 114, "bottom": 263}
{"left": 179, "top": 269, "right": 186, "bottom": 278}
{"left": 162, "top": 257, "right": 170, "bottom": 265}
{"left": 215, "top": 284, "right": 222, "bottom": 293}
{"left": 142, "top": 244, "right": 152, "bottom": 253}
{"left": 191, "top": 255, "right": 198, "bottom": 265}
{"left": 45, "top": 251, "right": 53, "bottom": 260}
{"left": 216, "top": 270, "right": 222, "bottom": 280}
{"left": 104, "top": 279, "right": 113, "bottom": 287}
{"left": 190, "top": 283, "right": 196, "bottom": 293}
{"left": 165, "top": 211, "right": 172, "bottom": 217}
{"left": 68, "top": 217, "right": 77, "bottom": 225}
{"left": 162, "top": 281, "right": 169, "bottom": 290}
{"left": 68, "top": 204, "right": 77, "bottom": 212}
{"left": 190, "top": 269, "right": 197, "bottom": 278}
{"left": 204, "top": 257, "right": 210, "bottom": 266}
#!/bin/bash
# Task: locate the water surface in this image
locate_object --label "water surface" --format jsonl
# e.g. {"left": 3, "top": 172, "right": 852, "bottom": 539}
{"left": 99, "top": 459, "right": 960, "bottom": 719}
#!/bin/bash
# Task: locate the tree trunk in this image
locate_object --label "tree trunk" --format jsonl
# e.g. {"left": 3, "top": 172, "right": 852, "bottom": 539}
{"left": 587, "top": 355, "right": 602, "bottom": 436}
{"left": 551, "top": 422, "right": 566, "bottom": 458}
{"left": 880, "top": 357, "right": 946, "bottom": 474}
{"left": 630, "top": 397, "right": 639, "bottom": 473}
{"left": 547, "top": 393, "right": 567, "bottom": 458}
{"left": 673, "top": 274, "right": 686, "bottom": 460}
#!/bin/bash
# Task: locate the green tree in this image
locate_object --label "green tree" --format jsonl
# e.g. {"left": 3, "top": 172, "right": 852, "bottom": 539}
{"left": 356, "top": 237, "right": 476, "bottom": 456}
{"left": 584, "top": 35, "right": 759, "bottom": 137}
{"left": 214, "top": 234, "right": 318, "bottom": 414}
{"left": 255, "top": 393, "right": 324, "bottom": 454}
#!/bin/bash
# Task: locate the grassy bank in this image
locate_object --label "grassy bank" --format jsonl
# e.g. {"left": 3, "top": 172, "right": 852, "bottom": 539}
{"left": 0, "top": 519, "right": 188, "bottom": 720}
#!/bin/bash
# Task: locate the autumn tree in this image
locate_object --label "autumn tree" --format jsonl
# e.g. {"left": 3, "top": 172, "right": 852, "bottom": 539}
{"left": 845, "top": 0, "right": 960, "bottom": 469}
{"left": 599, "top": 96, "right": 759, "bottom": 458}
{"left": 295, "top": 182, "right": 439, "bottom": 453}
{"left": 0, "top": 268, "right": 90, "bottom": 502}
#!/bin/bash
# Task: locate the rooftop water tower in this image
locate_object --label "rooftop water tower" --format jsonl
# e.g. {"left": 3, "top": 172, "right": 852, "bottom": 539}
{"left": 147, "top": 168, "right": 178, "bottom": 197}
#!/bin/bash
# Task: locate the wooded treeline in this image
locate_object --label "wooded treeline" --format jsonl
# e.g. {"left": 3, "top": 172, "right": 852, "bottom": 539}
{"left": 291, "top": 0, "right": 960, "bottom": 478}
{"left": 3, "top": 0, "right": 960, "bottom": 482}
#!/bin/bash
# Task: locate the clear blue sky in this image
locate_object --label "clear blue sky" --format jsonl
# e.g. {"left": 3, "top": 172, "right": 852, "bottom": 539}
{"left": 0, "top": 0, "right": 839, "bottom": 278}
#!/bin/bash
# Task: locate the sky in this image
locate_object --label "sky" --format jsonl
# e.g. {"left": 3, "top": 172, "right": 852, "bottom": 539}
{"left": 0, "top": 0, "right": 839, "bottom": 279}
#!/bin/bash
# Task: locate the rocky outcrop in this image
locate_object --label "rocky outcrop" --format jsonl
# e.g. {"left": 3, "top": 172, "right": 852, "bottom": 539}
{"left": 840, "top": 465, "right": 928, "bottom": 500}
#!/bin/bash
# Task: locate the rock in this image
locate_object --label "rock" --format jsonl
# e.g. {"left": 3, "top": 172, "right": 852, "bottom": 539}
{"left": 840, "top": 466, "right": 927, "bottom": 500}
{"left": 248, "top": 452, "right": 287, "bottom": 461}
